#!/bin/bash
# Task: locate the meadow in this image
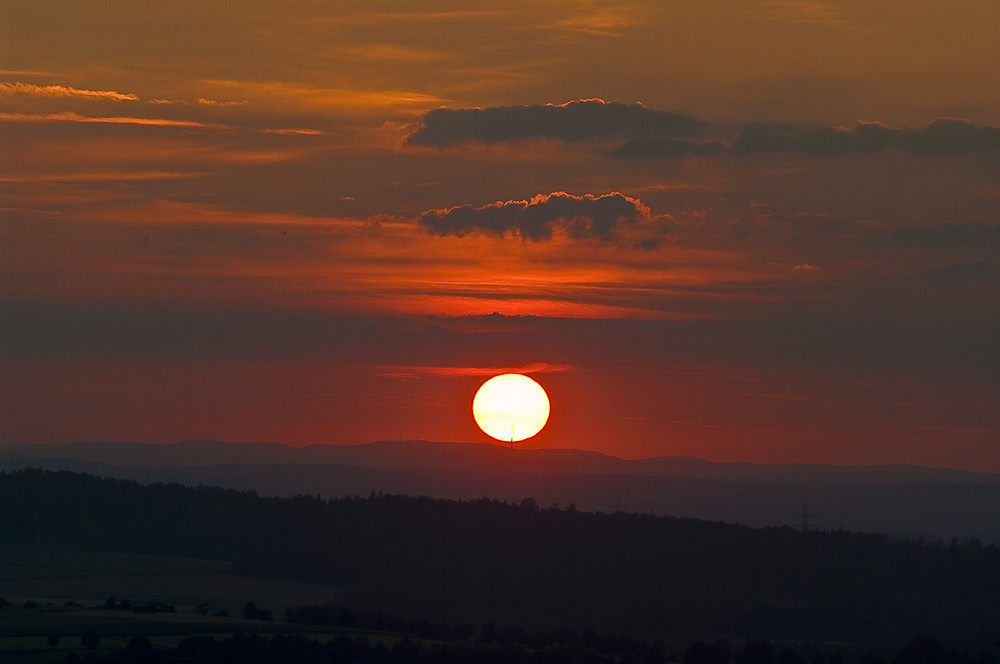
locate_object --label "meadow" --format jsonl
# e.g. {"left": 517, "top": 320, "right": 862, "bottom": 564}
{"left": 0, "top": 602, "right": 366, "bottom": 664}
{"left": 0, "top": 544, "right": 350, "bottom": 662}
{"left": 0, "top": 544, "right": 343, "bottom": 612}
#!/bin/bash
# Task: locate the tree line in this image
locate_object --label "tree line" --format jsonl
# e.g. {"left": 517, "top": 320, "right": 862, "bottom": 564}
{"left": 56, "top": 622, "right": 994, "bottom": 664}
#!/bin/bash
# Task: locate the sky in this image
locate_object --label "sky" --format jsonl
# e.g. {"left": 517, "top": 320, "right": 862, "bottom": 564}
{"left": 1, "top": 1, "right": 998, "bottom": 471}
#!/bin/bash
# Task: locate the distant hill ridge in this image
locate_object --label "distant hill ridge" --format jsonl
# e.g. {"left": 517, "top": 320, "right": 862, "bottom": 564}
{"left": 2, "top": 439, "right": 997, "bottom": 484}
{"left": 4, "top": 440, "right": 999, "bottom": 544}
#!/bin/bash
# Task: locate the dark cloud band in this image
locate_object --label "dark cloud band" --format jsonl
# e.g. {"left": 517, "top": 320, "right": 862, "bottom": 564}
{"left": 407, "top": 100, "right": 999, "bottom": 159}
{"left": 419, "top": 191, "right": 650, "bottom": 241}
{"left": 732, "top": 117, "right": 1000, "bottom": 157}
{"left": 883, "top": 222, "right": 1000, "bottom": 248}
{"left": 616, "top": 117, "right": 1000, "bottom": 159}
{"left": 919, "top": 261, "right": 995, "bottom": 280}
{"left": 405, "top": 99, "right": 706, "bottom": 147}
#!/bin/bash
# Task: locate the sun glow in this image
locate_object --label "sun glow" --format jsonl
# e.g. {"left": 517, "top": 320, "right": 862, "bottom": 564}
{"left": 472, "top": 373, "right": 550, "bottom": 443}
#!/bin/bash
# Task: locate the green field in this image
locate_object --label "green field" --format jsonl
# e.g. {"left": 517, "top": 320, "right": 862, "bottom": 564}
{"left": 0, "top": 545, "right": 233, "bottom": 577}
{"left": 0, "top": 545, "right": 349, "bottom": 662}
{"left": 0, "top": 545, "right": 342, "bottom": 610}
{"left": 0, "top": 604, "right": 366, "bottom": 664}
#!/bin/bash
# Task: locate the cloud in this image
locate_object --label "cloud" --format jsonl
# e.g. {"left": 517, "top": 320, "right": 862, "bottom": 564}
{"left": 0, "top": 111, "right": 216, "bottom": 128}
{"left": 405, "top": 99, "right": 1000, "bottom": 157}
{"left": 371, "top": 361, "right": 574, "bottom": 380}
{"left": 260, "top": 127, "right": 327, "bottom": 136}
{"left": 969, "top": 185, "right": 1000, "bottom": 200}
{"left": 731, "top": 117, "right": 1000, "bottom": 157}
{"left": 906, "top": 117, "right": 1000, "bottom": 156}
{"left": 419, "top": 191, "right": 652, "bottom": 242}
{"left": 608, "top": 137, "right": 728, "bottom": 159}
{"left": 732, "top": 122, "right": 853, "bottom": 156}
{"left": 197, "top": 97, "right": 248, "bottom": 107}
{"left": 744, "top": 1, "right": 851, "bottom": 29}
{"left": 405, "top": 99, "right": 706, "bottom": 147}
{"left": 919, "top": 261, "right": 995, "bottom": 280}
{"left": 883, "top": 223, "right": 1000, "bottom": 248}
{"left": 609, "top": 117, "right": 1000, "bottom": 159}
{"left": 200, "top": 78, "right": 446, "bottom": 112}
{"left": 0, "top": 81, "right": 139, "bottom": 101}
{"left": 756, "top": 212, "right": 860, "bottom": 235}
{"left": 549, "top": 9, "right": 642, "bottom": 37}
{"left": 0, "top": 111, "right": 326, "bottom": 138}
{"left": 0, "top": 170, "right": 207, "bottom": 184}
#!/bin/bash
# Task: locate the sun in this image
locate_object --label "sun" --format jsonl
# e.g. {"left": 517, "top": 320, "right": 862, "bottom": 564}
{"left": 473, "top": 373, "right": 551, "bottom": 443}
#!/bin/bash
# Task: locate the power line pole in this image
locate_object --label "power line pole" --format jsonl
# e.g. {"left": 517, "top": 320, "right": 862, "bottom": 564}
{"left": 796, "top": 503, "right": 816, "bottom": 532}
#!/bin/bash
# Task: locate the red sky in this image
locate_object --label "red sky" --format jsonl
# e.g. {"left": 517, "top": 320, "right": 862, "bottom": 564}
{"left": 2, "top": 1, "right": 998, "bottom": 470}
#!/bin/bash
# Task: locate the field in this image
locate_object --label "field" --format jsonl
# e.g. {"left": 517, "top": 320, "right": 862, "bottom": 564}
{"left": 0, "top": 546, "right": 234, "bottom": 577}
{"left": 0, "top": 603, "right": 377, "bottom": 663}
{"left": 0, "top": 545, "right": 343, "bottom": 610}
{"left": 0, "top": 545, "right": 350, "bottom": 663}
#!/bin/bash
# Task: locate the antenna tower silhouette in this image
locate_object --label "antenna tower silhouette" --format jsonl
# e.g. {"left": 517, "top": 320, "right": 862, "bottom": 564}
{"left": 610, "top": 495, "right": 627, "bottom": 513}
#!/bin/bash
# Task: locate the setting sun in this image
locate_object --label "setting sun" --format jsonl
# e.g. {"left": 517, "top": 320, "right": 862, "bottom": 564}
{"left": 472, "top": 373, "right": 551, "bottom": 443}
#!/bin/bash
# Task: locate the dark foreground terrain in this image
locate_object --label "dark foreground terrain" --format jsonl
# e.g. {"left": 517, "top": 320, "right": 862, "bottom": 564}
{"left": 4, "top": 601, "right": 984, "bottom": 664}
{"left": 2, "top": 469, "right": 998, "bottom": 662}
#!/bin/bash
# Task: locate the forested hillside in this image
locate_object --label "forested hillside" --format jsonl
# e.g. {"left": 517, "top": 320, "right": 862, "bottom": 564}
{"left": 2, "top": 469, "right": 997, "bottom": 651}
{"left": 5, "top": 440, "right": 999, "bottom": 544}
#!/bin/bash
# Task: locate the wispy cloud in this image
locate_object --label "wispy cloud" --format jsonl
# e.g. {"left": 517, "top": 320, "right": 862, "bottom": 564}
{"left": 197, "top": 97, "right": 248, "bottom": 107}
{"left": 318, "top": 9, "right": 507, "bottom": 26}
{"left": 200, "top": 79, "right": 446, "bottom": 111}
{"left": 260, "top": 128, "right": 327, "bottom": 136}
{"left": 0, "top": 70, "right": 58, "bottom": 78}
{"left": 0, "top": 170, "right": 208, "bottom": 184}
{"left": 334, "top": 43, "right": 447, "bottom": 64}
{"left": 745, "top": 1, "right": 851, "bottom": 29}
{"left": 0, "top": 111, "right": 216, "bottom": 128}
{"left": 370, "top": 361, "right": 574, "bottom": 380}
{"left": 1, "top": 81, "right": 139, "bottom": 101}
{"left": 550, "top": 8, "right": 642, "bottom": 37}
{"left": 0, "top": 111, "right": 326, "bottom": 138}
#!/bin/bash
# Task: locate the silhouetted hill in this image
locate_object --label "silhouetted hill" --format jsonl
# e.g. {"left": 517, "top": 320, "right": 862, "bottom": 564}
{"left": 2, "top": 469, "right": 997, "bottom": 652}
{"left": 3, "top": 440, "right": 999, "bottom": 543}
{"left": 4, "top": 440, "right": 996, "bottom": 483}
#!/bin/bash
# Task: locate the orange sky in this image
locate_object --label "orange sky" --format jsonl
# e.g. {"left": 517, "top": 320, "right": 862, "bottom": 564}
{"left": 2, "top": 1, "right": 998, "bottom": 470}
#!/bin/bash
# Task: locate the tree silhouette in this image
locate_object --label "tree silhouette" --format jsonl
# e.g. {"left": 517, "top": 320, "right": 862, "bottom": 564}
{"left": 894, "top": 636, "right": 944, "bottom": 664}
{"left": 80, "top": 630, "right": 101, "bottom": 650}
{"left": 124, "top": 636, "right": 157, "bottom": 663}
{"left": 736, "top": 638, "right": 775, "bottom": 664}
{"left": 684, "top": 639, "right": 731, "bottom": 664}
